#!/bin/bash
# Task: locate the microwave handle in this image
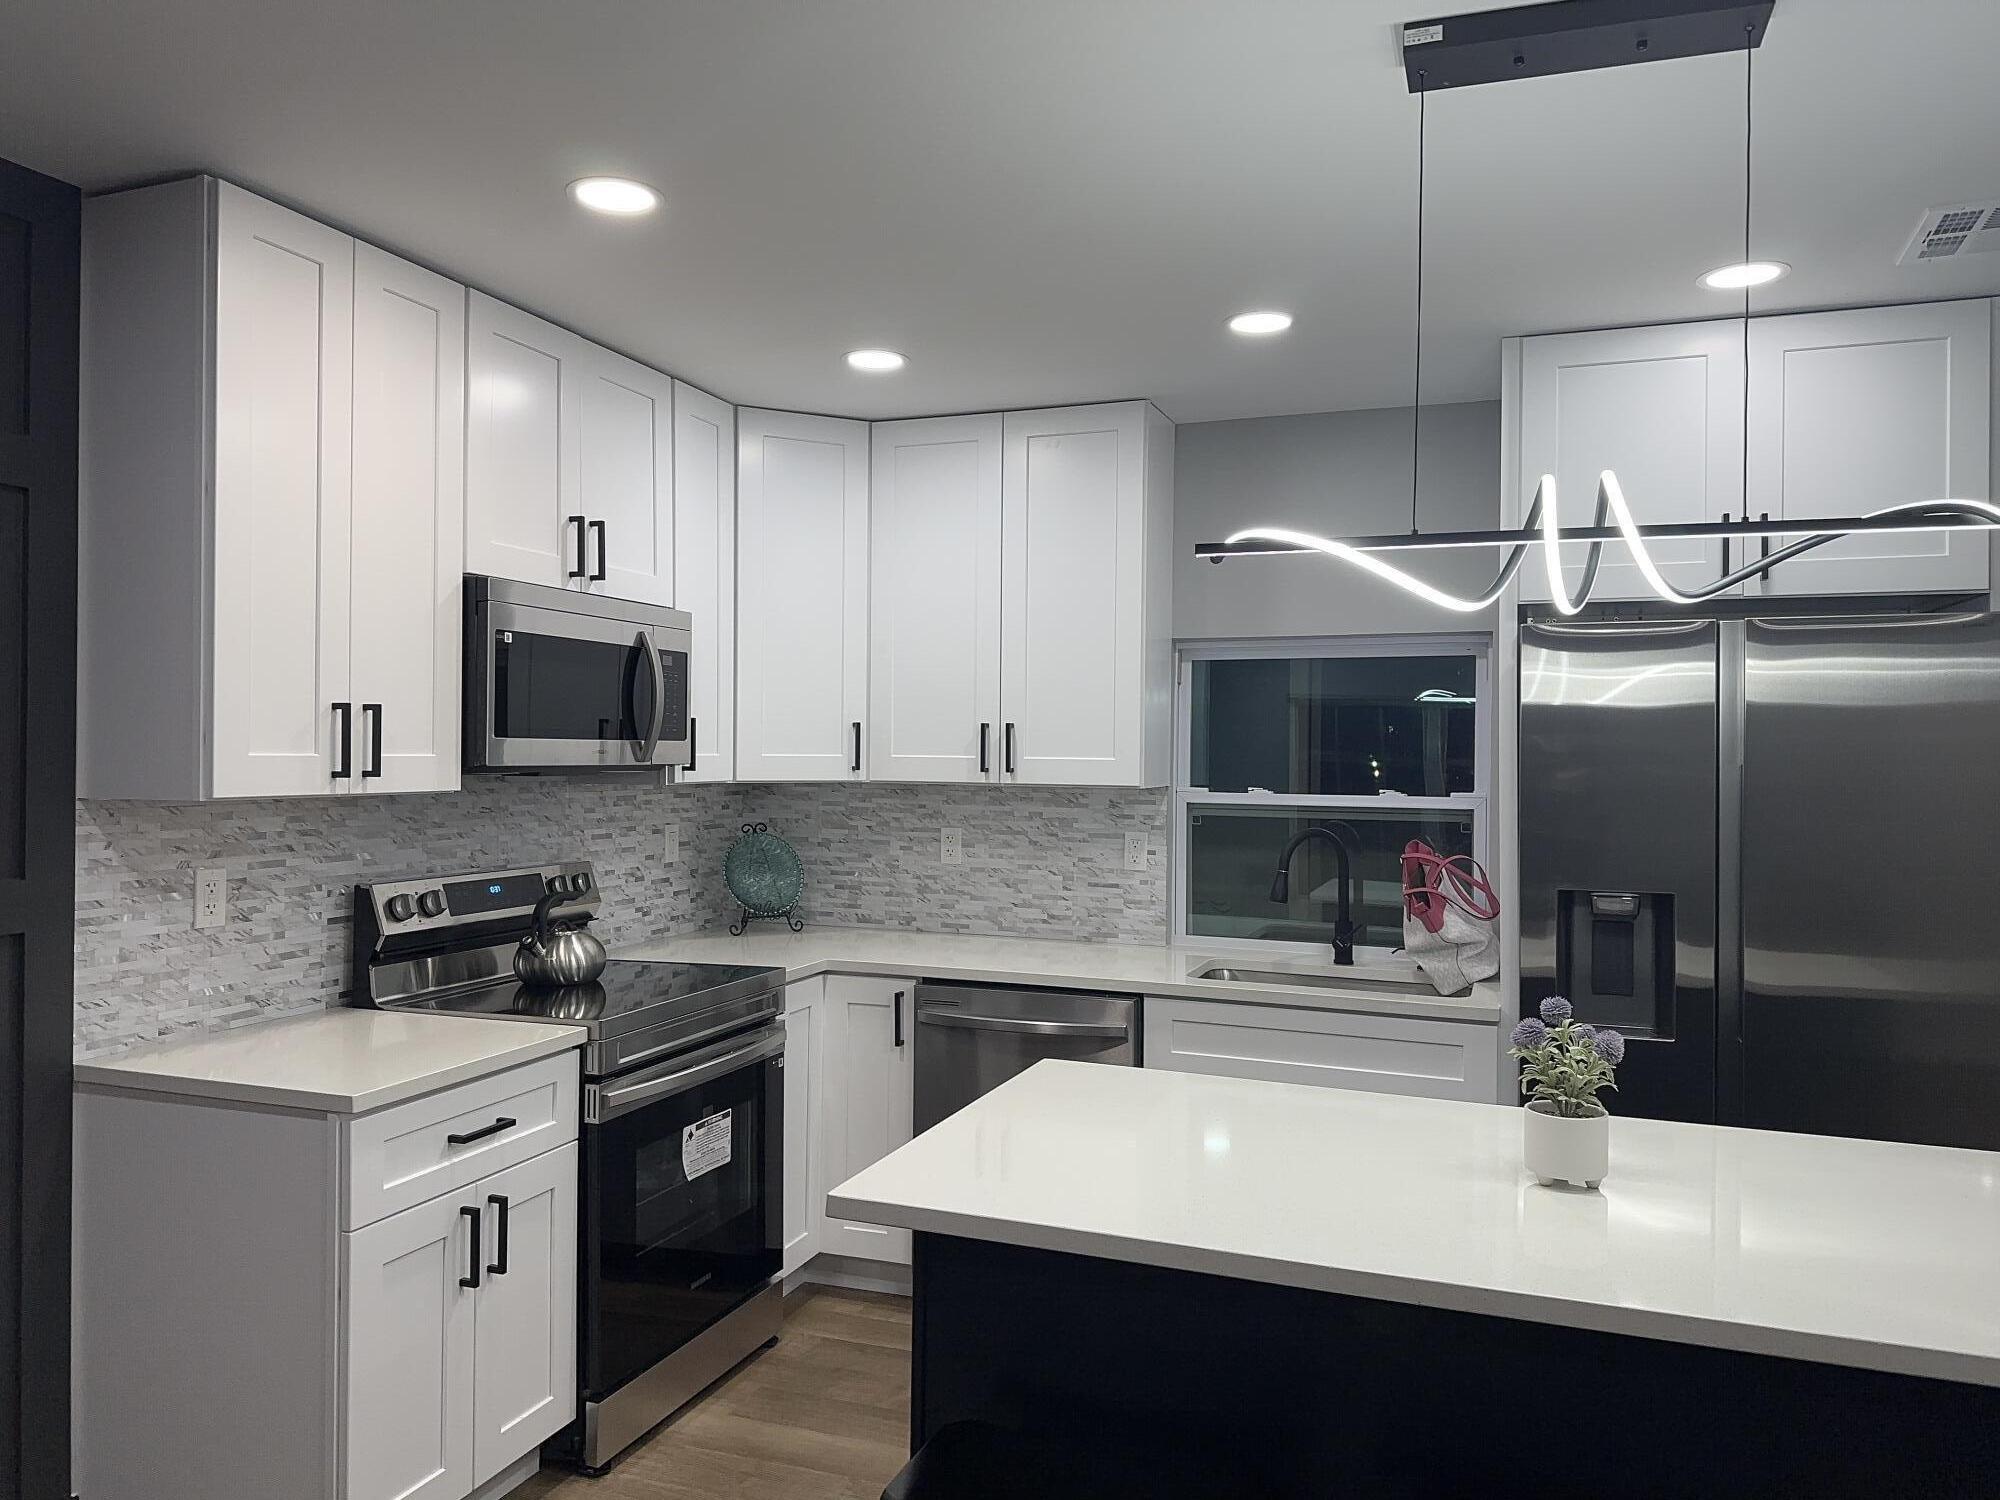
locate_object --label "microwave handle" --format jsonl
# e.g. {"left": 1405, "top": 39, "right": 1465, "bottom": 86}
{"left": 634, "top": 628, "right": 667, "bottom": 763}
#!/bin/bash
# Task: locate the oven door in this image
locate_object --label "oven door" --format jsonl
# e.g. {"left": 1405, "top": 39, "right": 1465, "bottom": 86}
{"left": 469, "top": 589, "right": 690, "bottom": 770}
{"left": 580, "top": 1025, "right": 784, "bottom": 1402}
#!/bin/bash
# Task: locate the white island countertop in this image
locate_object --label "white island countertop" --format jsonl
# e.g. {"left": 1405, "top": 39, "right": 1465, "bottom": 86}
{"left": 73, "top": 1008, "right": 584, "bottom": 1114}
{"left": 620, "top": 927, "right": 1498, "bottom": 1023}
{"left": 829, "top": 1060, "right": 2000, "bottom": 1388}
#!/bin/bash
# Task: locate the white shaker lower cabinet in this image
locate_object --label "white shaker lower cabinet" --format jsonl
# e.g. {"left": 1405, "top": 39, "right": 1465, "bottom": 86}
{"left": 1143, "top": 998, "right": 1495, "bottom": 1103}
{"left": 673, "top": 381, "right": 738, "bottom": 781}
{"left": 75, "top": 1053, "right": 582, "bottom": 1500}
{"left": 781, "top": 979, "right": 826, "bottom": 1278}
{"left": 999, "top": 402, "right": 1175, "bottom": 787}
{"left": 79, "top": 176, "right": 463, "bottom": 799}
{"left": 1747, "top": 299, "right": 1992, "bottom": 597}
{"left": 735, "top": 409, "right": 872, "bottom": 780}
{"left": 818, "top": 975, "right": 918, "bottom": 1264}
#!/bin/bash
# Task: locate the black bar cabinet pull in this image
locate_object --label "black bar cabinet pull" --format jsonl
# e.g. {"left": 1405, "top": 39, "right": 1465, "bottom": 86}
{"left": 486, "top": 1194, "right": 510, "bottom": 1277}
{"left": 684, "top": 716, "right": 698, "bottom": 773}
{"left": 459, "top": 1204, "right": 483, "bottom": 1289}
{"left": 979, "top": 722, "right": 990, "bottom": 774}
{"left": 362, "top": 703, "right": 383, "bottom": 778}
{"left": 567, "top": 515, "right": 588, "bottom": 580}
{"left": 851, "top": 720, "right": 862, "bottom": 773}
{"left": 447, "top": 1115, "right": 515, "bottom": 1146}
{"left": 331, "top": 702, "right": 352, "bottom": 779}
{"left": 894, "top": 991, "right": 905, "bottom": 1048}
{"left": 1721, "top": 513, "right": 1733, "bottom": 574}
{"left": 1759, "top": 511, "right": 1772, "bottom": 562}
{"left": 589, "top": 519, "right": 608, "bottom": 582}
{"left": 1004, "top": 722, "right": 1016, "bottom": 775}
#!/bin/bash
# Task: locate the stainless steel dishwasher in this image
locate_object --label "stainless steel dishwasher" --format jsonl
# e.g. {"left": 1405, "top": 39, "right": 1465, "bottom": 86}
{"left": 913, "top": 983, "right": 1141, "bottom": 1133}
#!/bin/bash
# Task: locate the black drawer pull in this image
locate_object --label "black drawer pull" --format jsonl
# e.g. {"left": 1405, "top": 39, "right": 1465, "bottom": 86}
{"left": 486, "top": 1194, "right": 510, "bottom": 1277}
{"left": 447, "top": 1115, "right": 515, "bottom": 1146}
{"left": 459, "top": 1204, "right": 482, "bottom": 1289}
{"left": 894, "top": 990, "right": 905, "bottom": 1048}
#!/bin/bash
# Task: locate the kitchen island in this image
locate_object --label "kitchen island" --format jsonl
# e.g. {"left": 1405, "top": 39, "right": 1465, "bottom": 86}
{"left": 830, "top": 1061, "right": 2000, "bottom": 1496}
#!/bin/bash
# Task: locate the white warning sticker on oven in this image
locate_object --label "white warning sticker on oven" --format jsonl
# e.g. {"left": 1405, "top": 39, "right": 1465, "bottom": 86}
{"left": 682, "top": 1110, "right": 733, "bottom": 1180}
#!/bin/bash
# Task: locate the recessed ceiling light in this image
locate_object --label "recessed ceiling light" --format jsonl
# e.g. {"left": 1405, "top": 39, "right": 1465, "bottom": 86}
{"left": 1699, "top": 260, "right": 1790, "bottom": 291}
{"left": 568, "top": 177, "right": 660, "bottom": 216}
{"left": 845, "top": 348, "right": 907, "bottom": 373}
{"left": 1228, "top": 310, "right": 1294, "bottom": 336}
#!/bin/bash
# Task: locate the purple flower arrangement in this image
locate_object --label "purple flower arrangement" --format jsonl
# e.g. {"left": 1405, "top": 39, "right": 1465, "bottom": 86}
{"left": 1509, "top": 995, "right": 1624, "bottom": 1118}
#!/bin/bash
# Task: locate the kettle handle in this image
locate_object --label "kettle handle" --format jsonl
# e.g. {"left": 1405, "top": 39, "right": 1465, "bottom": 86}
{"left": 530, "top": 889, "right": 571, "bottom": 944}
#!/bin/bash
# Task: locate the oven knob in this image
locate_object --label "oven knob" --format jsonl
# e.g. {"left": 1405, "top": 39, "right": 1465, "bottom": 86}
{"left": 546, "top": 874, "right": 568, "bottom": 894}
{"left": 384, "top": 893, "right": 416, "bottom": 923}
{"left": 571, "top": 871, "right": 591, "bottom": 894}
{"left": 417, "top": 889, "right": 447, "bottom": 918}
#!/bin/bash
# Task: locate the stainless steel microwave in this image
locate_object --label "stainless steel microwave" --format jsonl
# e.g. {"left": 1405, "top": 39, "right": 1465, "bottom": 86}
{"left": 464, "top": 576, "right": 693, "bottom": 772}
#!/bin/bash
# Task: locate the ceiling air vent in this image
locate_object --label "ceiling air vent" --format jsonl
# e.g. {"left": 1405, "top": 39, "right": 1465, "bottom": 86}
{"left": 1898, "top": 202, "right": 2000, "bottom": 265}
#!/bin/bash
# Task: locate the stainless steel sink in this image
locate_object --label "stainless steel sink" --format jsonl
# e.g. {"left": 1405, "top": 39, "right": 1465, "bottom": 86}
{"left": 1191, "top": 964, "right": 1456, "bottom": 997}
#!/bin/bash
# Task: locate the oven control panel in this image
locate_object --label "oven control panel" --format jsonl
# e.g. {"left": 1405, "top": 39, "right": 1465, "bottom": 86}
{"left": 360, "top": 861, "right": 599, "bottom": 936}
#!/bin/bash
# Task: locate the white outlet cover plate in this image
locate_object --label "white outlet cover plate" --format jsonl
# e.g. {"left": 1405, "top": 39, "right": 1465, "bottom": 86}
{"left": 664, "top": 823, "right": 681, "bottom": 863}
{"left": 1124, "top": 833, "right": 1148, "bottom": 871}
{"left": 194, "top": 866, "right": 227, "bottom": 929}
{"left": 941, "top": 828, "right": 964, "bottom": 865}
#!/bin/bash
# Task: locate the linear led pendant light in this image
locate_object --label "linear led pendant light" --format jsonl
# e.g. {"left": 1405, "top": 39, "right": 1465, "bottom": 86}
{"left": 1196, "top": 0, "right": 2000, "bottom": 606}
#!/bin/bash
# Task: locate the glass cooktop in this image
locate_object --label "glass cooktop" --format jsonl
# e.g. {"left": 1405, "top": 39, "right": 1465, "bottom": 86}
{"left": 390, "top": 960, "right": 783, "bottom": 1039}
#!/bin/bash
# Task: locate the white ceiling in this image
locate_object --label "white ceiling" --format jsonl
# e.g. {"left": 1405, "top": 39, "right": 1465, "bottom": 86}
{"left": 4, "top": 0, "right": 1998, "bottom": 422}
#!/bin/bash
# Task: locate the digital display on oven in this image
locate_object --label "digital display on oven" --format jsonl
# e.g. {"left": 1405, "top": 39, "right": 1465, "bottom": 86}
{"left": 444, "top": 872, "right": 547, "bottom": 916}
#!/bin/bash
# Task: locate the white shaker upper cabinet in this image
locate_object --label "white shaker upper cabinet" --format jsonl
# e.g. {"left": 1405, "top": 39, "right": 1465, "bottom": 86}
{"left": 736, "top": 409, "right": 870, "bottom": 781}
{"left": 869, "top": 414, "right": 1003, "bottom": 783}
{"left": 999, "top": 402, "right": 1174, "bottom": 787}
{"left": 577, "top": 346, "right": 674, "bottom": 606}
{"left": 349, "top": 243, "right": 464, "bottom": 795}
{"left": 211, "top": 183, "right": 355, "bottom": 798}
{"left": 1748, "top": 299, "right": 1992, "bottom": 597}
{"left": 1515, "top": 322, "right": 1745, "bottom": 603}
{"left": 673, "top": 381, "right": 737, "bottom": 781}
{"left": 466, "top": 293, "right": 587, "bottom": 590}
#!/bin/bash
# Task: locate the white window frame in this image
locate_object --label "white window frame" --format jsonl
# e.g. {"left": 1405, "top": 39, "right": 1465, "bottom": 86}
{"left": 1171, "top": 635, "right": 1492, "bottom": 962}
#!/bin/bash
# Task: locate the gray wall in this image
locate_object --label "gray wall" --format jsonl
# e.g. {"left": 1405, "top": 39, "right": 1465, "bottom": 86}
{"left": 1174, "top": 401, "right": 1502, "bottom": 640}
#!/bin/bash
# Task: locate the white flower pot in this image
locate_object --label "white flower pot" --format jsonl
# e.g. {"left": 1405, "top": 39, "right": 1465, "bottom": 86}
{"left": 1523, "top": 1100, "right": 1609, "bottom": 1189}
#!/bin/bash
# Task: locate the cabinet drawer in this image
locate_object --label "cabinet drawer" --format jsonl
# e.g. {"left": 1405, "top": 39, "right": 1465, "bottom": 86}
{"left": 342, "top": 1053, "right": 579, "bottom": 1230}
{"left": 1144, "top": 998, "right": 1493, "bottom": 1103}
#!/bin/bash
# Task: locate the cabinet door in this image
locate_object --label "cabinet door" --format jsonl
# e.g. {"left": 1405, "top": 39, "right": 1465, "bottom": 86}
{"left": 466, "top": 292, "right": 584, "bottom": 589}
{"left": 736, "top": 409, "right": 870, "bottom": 781}
{"left": 1144, "top": 998, "right": 1493, "bottom": 1103}
{"left": 1000, "top": 403, "right": 1150, "bottom": 786}
{"left": 349, "top": 244, "right": 464, "bottom": 794}
{"left": 471, "top": 1143, "right": 578, "bottom": 1487}
{"left": 1517, "top": 322, "right": 1744, "bottom": 603}
{"left": 578, "top": 347, "right": 674, "bottom": 605}
{"left": 820, "top": 976, "right": 915, "bottom": 1264}
{"left": 673, "top": 381, "right": 736, "bottom": 781}
{"left": 870, "top": 415, "right": 1003, "bottom": 783}
{"left": 781, "top": 981, "right": 824, "bottom": 1278}
{"left": 210, "top": 183, "right": 353, "bottom": 798}
{"left": 1749, "top": 300, "right": 1992, "bottom": 596}
{"left": 341, "top": 1190, "right": 476, "bottom": 1500}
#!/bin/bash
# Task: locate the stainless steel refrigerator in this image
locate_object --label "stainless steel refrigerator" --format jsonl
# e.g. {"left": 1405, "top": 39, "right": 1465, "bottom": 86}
{"left": 1520, "top": 610, "right": 2000, "bottom": 1149}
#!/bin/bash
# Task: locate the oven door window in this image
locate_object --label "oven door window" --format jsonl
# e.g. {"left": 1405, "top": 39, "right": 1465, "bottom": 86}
{"left": 491, "top": 629, "right": 663, "bottom": 748}
{"left": 582, "top": 1048, "right": 782, "bottom": 1399}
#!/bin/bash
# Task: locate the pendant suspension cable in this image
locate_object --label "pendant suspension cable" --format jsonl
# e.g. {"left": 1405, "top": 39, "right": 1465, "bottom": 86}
{"left": 1740, "top": 28, "right": 1754, "bottom": 534}
{"left": 1410, "top": 73, "right": 1427, "bottom": 535}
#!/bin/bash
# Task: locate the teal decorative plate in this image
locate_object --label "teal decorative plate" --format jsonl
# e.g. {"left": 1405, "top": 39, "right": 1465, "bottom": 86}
{"left": 725, "top": 823, "right": 804, "bottom": 929}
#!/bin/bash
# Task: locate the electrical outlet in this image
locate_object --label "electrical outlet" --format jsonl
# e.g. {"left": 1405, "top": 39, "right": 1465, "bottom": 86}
{"left": 193, "top": 866, "right": 227, "bottom": 929}
{"left": 663, "top": 823, "right": 681, "bottom": 863}
{"left": 1124, "top": 833, "right": 1148, "bottom": 871}
{"left": 940, "top": 828, "right": 964, "bottom": 866}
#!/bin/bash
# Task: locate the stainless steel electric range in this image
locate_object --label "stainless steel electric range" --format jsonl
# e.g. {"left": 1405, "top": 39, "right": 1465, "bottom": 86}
{"left": 351, "top": 861, "right": 787, "bottom": 1473}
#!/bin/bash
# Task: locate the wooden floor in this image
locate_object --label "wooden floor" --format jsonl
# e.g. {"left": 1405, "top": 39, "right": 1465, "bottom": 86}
{"left": 515, "top": 1287, "right": 912, "bottom": 1500}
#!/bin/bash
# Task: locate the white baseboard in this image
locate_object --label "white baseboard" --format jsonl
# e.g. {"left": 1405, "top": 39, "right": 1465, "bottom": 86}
{"left": 786, "top": 1252, "right": 913, "bottom": 1299}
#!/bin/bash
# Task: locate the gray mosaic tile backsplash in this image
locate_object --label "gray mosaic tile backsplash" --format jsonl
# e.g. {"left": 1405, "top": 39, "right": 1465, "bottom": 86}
{"left": 74, "top": 780, "right": 1170, "bottom": 1056}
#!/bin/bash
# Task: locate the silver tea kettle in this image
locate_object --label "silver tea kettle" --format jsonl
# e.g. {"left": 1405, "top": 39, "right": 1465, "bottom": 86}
{"left": 514, "top": 890, "right": 608, "bottom": 988}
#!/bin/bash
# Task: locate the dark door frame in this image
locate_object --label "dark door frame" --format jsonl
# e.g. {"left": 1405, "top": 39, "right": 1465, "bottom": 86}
{"left": 0, "top": 153, "right": 80, "bottom": 1500}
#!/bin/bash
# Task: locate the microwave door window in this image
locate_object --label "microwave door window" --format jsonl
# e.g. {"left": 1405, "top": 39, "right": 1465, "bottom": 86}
{"left": 492, "top": 630, "right": 649, "bottom": 747}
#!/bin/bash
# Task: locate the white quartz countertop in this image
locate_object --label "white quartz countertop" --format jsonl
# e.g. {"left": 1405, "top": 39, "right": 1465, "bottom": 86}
{"left": 618, "top": 927, "right": 1498, "bottom": 1023}
{"left": 73, "top": 1008, "right": 584, "bottom": 1115}
{"left": 829, "top": 1060, "right": 2000, "bottom": 1388}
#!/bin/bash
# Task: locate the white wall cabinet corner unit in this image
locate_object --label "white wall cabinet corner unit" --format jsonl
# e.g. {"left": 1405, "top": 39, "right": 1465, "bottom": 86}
{"left": 818, "top": 975, "right": 918, "bottom": 1264}
{"left": 1747, "top": 298, "right": 1992, "bottom": 596}
{"left": 465, "top": 293, "right": 675, "bottom": 606}
{"left": 1143, "top": 997, "right": 1497, "bottom": 1103}
{"left": 868, "top": 413, "right": 1004, "bottom": 782}
{"left": 79, "top": 177, "right": 463, "bottom": 799}
{"left": 673, "top": 381, "right": 737, "bottom": 781}
{"left": 735, "top": 408, "right": 871, "bottom": 780}
{"left": 1512, "top": 320, "right": 1746, "bottom": 603}
{"left": 781, "top": 978, "right": 827, "bottom": 1278}
{"left": 75, "top": 1051, "right": 581, "bottom": 1500}
{"left": 999, "top": 402, "right": 1175, "bottom": 787}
